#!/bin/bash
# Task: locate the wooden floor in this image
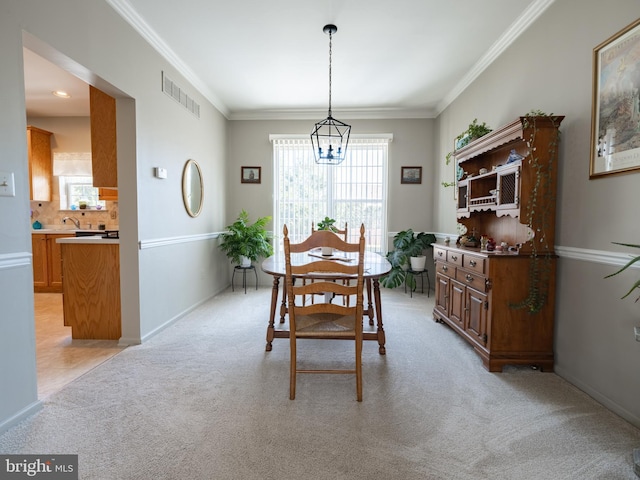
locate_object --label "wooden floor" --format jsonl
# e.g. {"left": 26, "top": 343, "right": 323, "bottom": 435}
{"left": 34, "top": 293, "right": 125, "bottom": 398}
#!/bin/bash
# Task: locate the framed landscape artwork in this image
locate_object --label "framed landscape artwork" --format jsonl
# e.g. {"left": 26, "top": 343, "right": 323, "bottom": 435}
{"left": 241, "top": 166, "right": 261, "bottom": 184}
{"left": 401, "top": 166, "right": 422, "bottom": 184}
{"left": 590, "top": 17, "right": 640, "bottom": 178}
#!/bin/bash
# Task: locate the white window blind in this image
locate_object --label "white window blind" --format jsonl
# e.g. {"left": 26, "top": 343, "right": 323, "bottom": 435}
{"left": 272, "top": 136, "right": 390, "bottom": 253}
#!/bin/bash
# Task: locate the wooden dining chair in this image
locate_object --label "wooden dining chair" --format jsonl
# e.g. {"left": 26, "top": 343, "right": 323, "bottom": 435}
{"left": 309, "top": 222, "right": 348, "bottom": 305}
{"left": 283, "top": 223, "right": 366, "bottom": 401}
{"left": 311, "top": 222, "right": 348, "bottom": 240}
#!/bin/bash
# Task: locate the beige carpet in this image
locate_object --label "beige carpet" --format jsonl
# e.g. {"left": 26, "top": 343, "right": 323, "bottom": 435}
{"left": 1, "top": 287, "right": 639, "bottom": 479}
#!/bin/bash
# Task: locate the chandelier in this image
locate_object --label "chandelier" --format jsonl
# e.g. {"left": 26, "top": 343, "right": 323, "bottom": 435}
{"left": 310, "top": 24, "right": 351, "bottom": 165}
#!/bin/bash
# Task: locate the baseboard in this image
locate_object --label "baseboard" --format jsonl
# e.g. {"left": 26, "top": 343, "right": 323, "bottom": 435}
{"left": 0, "top": 400, "right": 42, "bottom": 436}
{"left": 555, "top": 366, "right": 640, "bottom": 429}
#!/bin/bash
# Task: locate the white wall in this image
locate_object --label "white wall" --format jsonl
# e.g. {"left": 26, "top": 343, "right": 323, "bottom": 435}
{"left": 0, "top": 0, "right": 228, "bottom": 431}
{"left": 433, "top": 0, "right": 640, "bottom": 426}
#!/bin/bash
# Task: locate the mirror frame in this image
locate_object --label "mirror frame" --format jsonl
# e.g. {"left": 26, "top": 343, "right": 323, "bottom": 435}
{"left": 182, "top": 159, "right": 204, "bottom": 217}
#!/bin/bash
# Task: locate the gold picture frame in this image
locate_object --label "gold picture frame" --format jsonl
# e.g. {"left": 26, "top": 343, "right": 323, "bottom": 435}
{"left": 590, "top": 17, "right": 640, "bottom": 178}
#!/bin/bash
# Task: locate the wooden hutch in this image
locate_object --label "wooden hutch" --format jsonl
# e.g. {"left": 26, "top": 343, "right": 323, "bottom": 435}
{"left": 433, "top": 115, "right": 564, "bottom": 372}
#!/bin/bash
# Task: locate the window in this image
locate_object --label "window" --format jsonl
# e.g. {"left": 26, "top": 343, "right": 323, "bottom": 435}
{"left": 58, "top": 176, "right": 105, "bottom": 210}
{"left": 272, "top": 136, "right": 390, "bottom": 253}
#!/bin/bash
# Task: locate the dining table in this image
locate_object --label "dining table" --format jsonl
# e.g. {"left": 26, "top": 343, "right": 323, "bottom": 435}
{"left": 261, "top": 249, "right": 392, "bottom": 354}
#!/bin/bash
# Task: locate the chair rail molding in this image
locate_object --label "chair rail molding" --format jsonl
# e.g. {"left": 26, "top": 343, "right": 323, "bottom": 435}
{"left": 138, "top": 231, "right": 225, "bottom": 250}
{"left": 0, "top": 252, "right": 32, "bottom": 270}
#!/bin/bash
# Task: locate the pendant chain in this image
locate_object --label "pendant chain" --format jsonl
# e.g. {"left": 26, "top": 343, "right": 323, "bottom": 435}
{"left": 328, "top": 31, "right": 333, "bottom": 117}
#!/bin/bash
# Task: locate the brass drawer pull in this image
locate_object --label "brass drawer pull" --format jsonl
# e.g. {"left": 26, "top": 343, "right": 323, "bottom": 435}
{"left": 442, "top": 265, "right": 448, "bottom": 272}
{"left": 451, "top": 255, "right": 458, "bottom": 261}
{"left": 437, "top": 251, "right": 443, "bottom": 257}
{"left": 469, "top": 260, "right": 477, "bottom": 267}
{"left": 465, "top": 274, "right": 474, "bottom": 282}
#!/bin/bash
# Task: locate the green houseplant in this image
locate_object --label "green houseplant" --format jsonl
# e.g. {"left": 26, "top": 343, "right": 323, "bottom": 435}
{"left": 605, "top": 242, "right": 640, "bottom": 302}
{"left": 219, "top": 210, "right": 273, "bottom": 267}
{"left": 316, "top": 216, "right": 338, "bottom": 232}
{"left": 604, "top": 241, "right": 640, "bottom": 475}
{"left": 442, "top": 118, "right": 492, "bottom": 187}
{"left": 381, "top": 229, "right": 436, "bottom": 290}
{"left": 315, "top": 217, "right": 340, "bottom": 255}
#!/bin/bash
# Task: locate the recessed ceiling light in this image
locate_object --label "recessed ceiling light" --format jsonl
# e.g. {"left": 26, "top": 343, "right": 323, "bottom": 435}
{"left": 52, "top": 90, "right": 71, "bottom": 99}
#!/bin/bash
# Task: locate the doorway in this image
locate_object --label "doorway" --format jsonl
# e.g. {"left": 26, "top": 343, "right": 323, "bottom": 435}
{"left": 23, "top": 40, "right": 133, "bottom": 398}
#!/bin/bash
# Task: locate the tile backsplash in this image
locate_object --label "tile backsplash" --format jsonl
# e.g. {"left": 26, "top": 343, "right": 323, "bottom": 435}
{"left": 31, "top": 199, "right": 119, "bottom": 230}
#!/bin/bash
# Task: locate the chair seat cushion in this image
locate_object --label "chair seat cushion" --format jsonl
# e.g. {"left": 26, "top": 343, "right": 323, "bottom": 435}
{"left": 296, "top": 313, "right": 356, "bottom": 337}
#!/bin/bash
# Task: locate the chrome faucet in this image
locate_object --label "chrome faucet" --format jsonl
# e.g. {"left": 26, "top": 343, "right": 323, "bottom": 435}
{"left": 62, "top": 216, "right": 81, "bottom": 229}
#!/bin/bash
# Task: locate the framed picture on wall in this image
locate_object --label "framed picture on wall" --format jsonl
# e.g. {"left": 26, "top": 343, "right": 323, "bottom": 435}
{"left": 590, "top": 17, "right": 640, "bottom": 178}
{"left": 241, "top": 166, "right": 261, "bottom": 184}
{"left": 401, "top": 166, "right": 422, "bottom": 184}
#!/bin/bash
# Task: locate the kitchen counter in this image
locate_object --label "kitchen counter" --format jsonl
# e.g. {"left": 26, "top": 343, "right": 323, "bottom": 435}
{"left": 32, "top": 228, "right": 101, "bottom": 234}
{"left": 60, "top": 240, "right": 121, "bottom": 340}
{"left": 56, "top": 236, "right": 119, "bottom": 245}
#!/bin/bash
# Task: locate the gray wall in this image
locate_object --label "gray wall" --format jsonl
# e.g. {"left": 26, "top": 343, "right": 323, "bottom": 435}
{"left": 433, "top": 0, "right": 640, "bottom": 426}
{"left": 1, "top": 0, "right": 638, "bottom": 436}
{"left": 227, "top": 118, "right": 436, "bottom": 283}
{"left": 0, "top": 0, "right": 229, "bottom": 431}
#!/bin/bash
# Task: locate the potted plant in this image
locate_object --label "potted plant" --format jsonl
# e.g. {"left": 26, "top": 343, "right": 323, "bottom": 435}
{"left": 219, "top": 210, "right": 273, "bottom": 267}
{"left": 605, "top": 242, "right": 640, "bottom": 302}
{"left": 380, "top": 229, "right": 436, "bottom": 290}
{"left": 604, "top": 241, "right": 640, "bottom": 474}
{"left": 316, "top": 216, "right": 338, "bottom": 233}
{"left": 316, "top": 216, "right": 338, "bottom": 255}
{"left": 442, "top": 119, "right": 492, "bottom": 188}
{"left": 456, "top": 118, "right": 492, "bottom": 149}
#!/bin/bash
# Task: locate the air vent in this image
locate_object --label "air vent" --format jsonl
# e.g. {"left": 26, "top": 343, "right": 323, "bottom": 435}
{"left": 161, "top": 71, "right": 200, "bottom": 118}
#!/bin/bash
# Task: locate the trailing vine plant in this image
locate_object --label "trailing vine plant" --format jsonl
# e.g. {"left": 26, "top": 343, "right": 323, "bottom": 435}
{"left": 441, "top": 119, "right": 492, "bottom": 188}
{"left": 510, "top": 110, "right": 561, "bottom": 314}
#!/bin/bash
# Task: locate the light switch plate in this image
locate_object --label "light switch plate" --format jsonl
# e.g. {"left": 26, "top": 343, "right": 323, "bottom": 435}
{"left": 0, "top": 171, "right": 15, "bottom": 197}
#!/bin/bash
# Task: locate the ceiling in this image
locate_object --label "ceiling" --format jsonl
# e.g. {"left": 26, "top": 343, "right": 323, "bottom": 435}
{"left": 24, "top": 0, "right": 552, "bottom": 120}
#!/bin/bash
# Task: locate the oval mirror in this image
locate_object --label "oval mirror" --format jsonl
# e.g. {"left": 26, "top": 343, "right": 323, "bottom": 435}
{"left": 182, "top": 159, "right": 203, "bottom": 217}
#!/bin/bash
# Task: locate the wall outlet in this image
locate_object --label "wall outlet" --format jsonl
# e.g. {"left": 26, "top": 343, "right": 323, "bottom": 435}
{"left": 0, "top": 171, "right": 15, "bottom": 197}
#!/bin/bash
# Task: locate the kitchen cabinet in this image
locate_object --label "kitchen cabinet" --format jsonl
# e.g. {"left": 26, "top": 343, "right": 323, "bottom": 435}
{"left": 27, "top": 126, "right": 53, "bottom": 201}
{"left": 98, "top": 187, "right": 118, "bottom": 201}
{"left": 32, "top": 233, "right": 74, "bottom": 292}
{"left": 61, "top": 241, "right": 121, "bottom": 340}
{"left": 433, "top": 116, "right": 563, "bottom": 372}
{"left": 89, "top": 85, "right": 118, "bottom": 188}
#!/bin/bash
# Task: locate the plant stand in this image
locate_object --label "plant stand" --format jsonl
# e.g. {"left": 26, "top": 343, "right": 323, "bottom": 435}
{"left": 404, "top": 269, "right": 430, "bottom": 298}
{"left": 232, "top": 265, "right": 258, "bottom": 294}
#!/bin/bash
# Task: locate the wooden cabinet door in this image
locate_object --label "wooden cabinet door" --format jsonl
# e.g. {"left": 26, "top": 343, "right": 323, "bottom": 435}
{"left": 98, "top": 188, "right": 118, "bottom": 201}
{"left": 48, "top": 234, "right": 73, "bottom": 289}
{"left": 90, "top": 86, "right": 118, "bottom": 188}
{"left": 449, "top": 279, "right": 466, "bottom": 330}
{"left": 434, "top": 272, "right": 450, "bottom": 318}
{"left": 466, "top": 287, "right": 488, "bottom": 347}
{"left": 27, "top": 126, "right": 53, "bottom": 201}
{"left": 496, "top": 163, "right": 520, "bottom": 217}
{"left": 32, "top": 235, "right": 48, "bottom": 288}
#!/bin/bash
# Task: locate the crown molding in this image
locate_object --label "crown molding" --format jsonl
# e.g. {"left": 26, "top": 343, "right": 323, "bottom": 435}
{"left": 436, "top": 0, "right": 556, "bottom": 115}
{"left": 105, "top": 0, "right": 230, "bottom": 119}
{"left": 107, "top": 0, "right": 554, "bottom": 122}
{"left": 229, "top": 107, "right": 436, "bottom": 121}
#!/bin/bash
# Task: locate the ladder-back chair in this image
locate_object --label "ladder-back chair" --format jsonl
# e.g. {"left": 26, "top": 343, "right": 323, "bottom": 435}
{"left": 283, "top": 224, "right": 366, "bottom": 401}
